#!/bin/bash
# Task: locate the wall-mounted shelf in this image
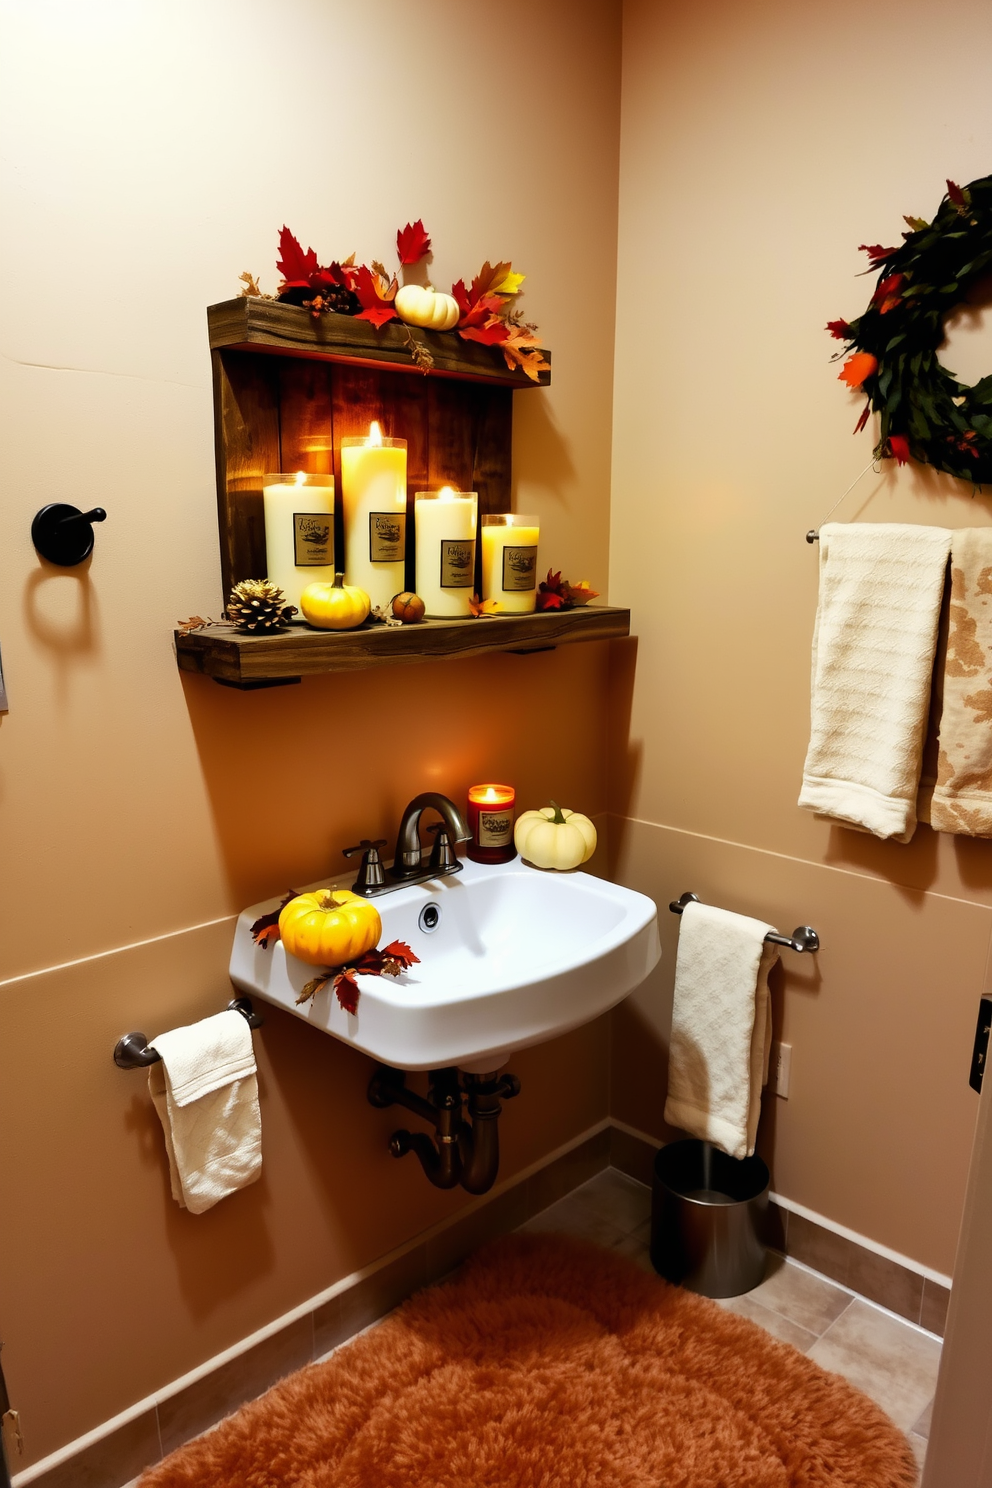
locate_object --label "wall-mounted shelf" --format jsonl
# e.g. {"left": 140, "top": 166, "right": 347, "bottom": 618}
{"left": 177, "top": 605, "right": 630, "bottom": 688}
{"left": 206, "top": 298, "right": 551, "bottom": 604}
{"left": 208, "top": 298, "right": 551, "bottom": 388}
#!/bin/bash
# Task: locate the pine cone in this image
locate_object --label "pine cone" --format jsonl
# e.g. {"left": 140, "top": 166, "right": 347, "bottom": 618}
{"left": 225, "top": 579, "right": 295, "bottom": 632}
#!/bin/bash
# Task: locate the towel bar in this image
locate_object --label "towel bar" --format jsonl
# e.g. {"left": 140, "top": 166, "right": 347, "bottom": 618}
{"left": 669, "top": 893, "right": 820, "bottom": 953}
{"left": 113, "top": 997, "right": 263, "bottom": 1070}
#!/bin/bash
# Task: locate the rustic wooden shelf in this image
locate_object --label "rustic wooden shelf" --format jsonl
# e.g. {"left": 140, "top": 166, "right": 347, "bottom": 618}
{"left": 208, "top": 298, "right": 551, "bottom": 388}
{"left": 176, "top": 605, "right": 629, "bottom": 688}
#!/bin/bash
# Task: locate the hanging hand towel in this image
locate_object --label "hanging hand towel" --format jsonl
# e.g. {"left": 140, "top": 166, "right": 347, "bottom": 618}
{"left": 663, "top": 900, "right": 779, "bottom": 1161}
{"left": 926, "top": 528, "right": 992, "bottom": 837}
{"left": 798, "top": 522, "right": 951, "bottom": 842}
{"left": 148, "top": 1009, "right": 261, "bottom": 1214}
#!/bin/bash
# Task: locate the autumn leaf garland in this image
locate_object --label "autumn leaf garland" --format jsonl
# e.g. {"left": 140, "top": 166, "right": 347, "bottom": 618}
{"left": 240, "top": 220, "right": 549, "bottom": 382}
{"left": 828, "top": 174, "right": 992, "bottom": 486}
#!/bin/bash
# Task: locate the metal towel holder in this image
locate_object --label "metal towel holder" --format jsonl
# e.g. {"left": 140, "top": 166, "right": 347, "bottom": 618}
{"left": 113, "top": 996, "right": 263, "bottom": 1070}
{"left": 669, "top": 893, "right": 820, "bottom": 954}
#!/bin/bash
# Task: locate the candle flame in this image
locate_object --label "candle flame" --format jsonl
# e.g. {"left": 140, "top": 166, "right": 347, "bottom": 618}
{"left": 294, "top": 470, "right": 307, "bottom": 486}
{"left": 484, "top": 787, "right": 499, "bottom": 802}
{"left": 439, "top": 485, "right": 457, "bottom": 501}
{"left": 368, "top": 421, "right": 383, "bottom": 447}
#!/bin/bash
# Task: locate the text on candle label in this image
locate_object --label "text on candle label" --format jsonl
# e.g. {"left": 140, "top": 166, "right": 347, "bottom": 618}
{"left": 440, "top": 539, "right": 476, "bottom": 588}
{"left": 478, "top": 811, "right": 513, "bottom": 847}
{"left": 502, "top": 545, "right": 538, "bottom": 592}
{"left": 293, "top": 513, "right": 335, "bottom": 566}
{"left": 368, "top": 512, "right": 406, "bottom": 563}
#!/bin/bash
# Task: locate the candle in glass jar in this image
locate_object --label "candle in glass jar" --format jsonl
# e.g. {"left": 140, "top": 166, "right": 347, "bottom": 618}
{"left": 467, "top": 783, "right": 517, "bottom": 864}
{"left": 415, "top": 488, "right": 478, "bottom": 617}
{"left": 262, "top": 472, "right": 335, "bottom": 615}
{"left": 480, "top": 514, "right": 540, "bottom": 613}
{"left": 340, "top": 422, "right": 407, "bottom": 610}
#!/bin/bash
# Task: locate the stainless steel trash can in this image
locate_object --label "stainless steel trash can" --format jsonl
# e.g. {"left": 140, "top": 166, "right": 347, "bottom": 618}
{"left": 650, "top": 1138, "right": 769, "bottom": 1298}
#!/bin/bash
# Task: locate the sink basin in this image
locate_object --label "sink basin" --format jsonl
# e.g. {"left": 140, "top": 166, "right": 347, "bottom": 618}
{"left": 229, "top": 857, "right": 661, "bottom": 1072}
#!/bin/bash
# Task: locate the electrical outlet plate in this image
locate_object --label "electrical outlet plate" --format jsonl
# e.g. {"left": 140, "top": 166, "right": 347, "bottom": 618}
{"left": 771, "top": 1042, "right": 792, "bottom": 1099}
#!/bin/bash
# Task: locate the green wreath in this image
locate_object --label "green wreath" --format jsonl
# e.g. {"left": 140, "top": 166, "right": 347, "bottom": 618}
{"left": 829, "top": 174, "right": 992, "bottom": 485}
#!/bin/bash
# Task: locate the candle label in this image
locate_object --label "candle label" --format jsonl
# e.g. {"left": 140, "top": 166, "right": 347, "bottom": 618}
{"left": 478, "top": 810, "right": 513, "bottom": 848}
{"left": 502, "top": 545, "right": 538, "bottom": 592}
{"left": 440, "top": 539, "right": 476, "bottom": 588}
{"left": 369, "top": 512, "right": 406, "bottom": 563}
{"left": 293, "top": 513, "right": 334, "bottom": 566}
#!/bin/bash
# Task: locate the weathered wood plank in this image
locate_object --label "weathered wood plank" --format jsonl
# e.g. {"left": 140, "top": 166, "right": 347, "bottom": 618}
{"left": 176, "top": 606, "right": 630, "bottom": 684}
{"left": 207, "top": 299, "right": 551, "bottom": 388}
{"left": 212, "top": 350, "right": 280, "bottom": 599}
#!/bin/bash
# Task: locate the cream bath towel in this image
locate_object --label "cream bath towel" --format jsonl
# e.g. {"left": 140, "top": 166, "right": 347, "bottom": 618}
{"left": 929, "top": 528, "right": 992, "bottom": 837}
{"left": 148, "top": 1009, "right": 261, "bottom": 1214}
{"left": 663, "top": 900, "right": 779, "bottom": 1161}
{"left": 798, "top": 522, "right": 951, "bottom": 842}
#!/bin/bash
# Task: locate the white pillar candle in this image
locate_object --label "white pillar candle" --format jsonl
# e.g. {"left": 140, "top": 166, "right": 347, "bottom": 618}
{"left": 340, "top": 423, "right": 407, "bottom": 610}
{"left": 480, "top": 513, "right": 540, "bottom": 613}
{"left": 414, "top": 488, "right": 478, "bottom": 618}
{"left": 262, "top": 472, "right": 335, "bottom": 615}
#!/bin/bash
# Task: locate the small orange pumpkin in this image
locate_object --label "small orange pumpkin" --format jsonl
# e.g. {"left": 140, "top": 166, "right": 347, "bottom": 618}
{"left": 391, "top": 591, "right": 426, "bottom": 624}
{"left": 278, "top": 888, "right": 381, "bottom": 968}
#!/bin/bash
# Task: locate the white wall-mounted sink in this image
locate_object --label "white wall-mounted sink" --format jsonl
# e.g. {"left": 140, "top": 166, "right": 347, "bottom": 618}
{"left": 230, "top": 857, "right": 660, "bottom": 1072}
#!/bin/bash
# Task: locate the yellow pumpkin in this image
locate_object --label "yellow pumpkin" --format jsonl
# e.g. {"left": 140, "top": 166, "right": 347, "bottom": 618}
{"left": 514, "top": 802, "right": 598, "bottom": 871}
{"left": 301, "top": 573, "right": 371, "bottom": 631}
{"left": 394, "top": 283, "right": 460, "bottom": 332}
{"left": 278, "top": 888, "right": 381, "bottom": 968}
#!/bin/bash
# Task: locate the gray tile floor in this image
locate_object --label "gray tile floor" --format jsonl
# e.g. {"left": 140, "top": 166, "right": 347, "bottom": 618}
{"left": 520, "top": 1168, "right": 941, "bottom": 1482}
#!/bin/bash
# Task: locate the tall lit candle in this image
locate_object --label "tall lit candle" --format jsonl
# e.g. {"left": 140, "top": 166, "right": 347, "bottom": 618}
{"left": 414, "top": 488, "right": 478, "bottom": 618}
{"left": 467, "top": 783, "right": 516, "bottom": 864}
{"left": 480, "top": 513, "right": 540, "bottom": 613}
{"left": 262, "top": 471, "right": 335, "bottom": 615}
{"left": 340, "top": 422, "right": 407, "bottom": 610}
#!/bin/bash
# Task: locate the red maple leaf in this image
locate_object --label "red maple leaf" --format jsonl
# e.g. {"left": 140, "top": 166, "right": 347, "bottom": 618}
{"left": 333, "top": 968, "right": 360, "bottom": 1015}
{"left": 250, "top": 890, "right": 300, "bottom": 949}
{"left": 276, "top": 226, "right": 319, "bottom": 289}
{"left": 859, "top": 243, "right": 898, "bottom": 268}
{"left": 536, "top": 569, "right": 567, "bottom": 611}
{"left": 947, "top": 180, "right": 971, "bottom": 212}
{"left": 825, "top": 318, "right": 851, "bottom": 340}
{"left": 459, "top": 320, "right": 510, "bottom": 346}
{"left": 853, "top": 401, "right": 872, "bottom": 434}
{"left": 354, "top": 265, "right": 398, "bottom": 328}
{"left": 380, "top": 940, "right": 420, "bottom": 970}
{"left": 396, "top": 220, "right": 432, "bottom": 264}
{"left": 871, "top": 272, "right": 905, "bottom": 314}
{"left": 888, "top": 434, "right": 911, "bottom": 464}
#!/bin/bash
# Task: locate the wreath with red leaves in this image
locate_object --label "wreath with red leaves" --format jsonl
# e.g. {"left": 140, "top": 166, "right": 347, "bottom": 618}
{"left": 828, "top": 175, "right": 992, "bottom": 485}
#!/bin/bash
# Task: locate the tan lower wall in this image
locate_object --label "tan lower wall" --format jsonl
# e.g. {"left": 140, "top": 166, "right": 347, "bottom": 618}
{"left": 0, "top": 914, "right": 610, "bottom": 1467}
{"left": 608, "top": 814, "right": 987, "bottom": 1277}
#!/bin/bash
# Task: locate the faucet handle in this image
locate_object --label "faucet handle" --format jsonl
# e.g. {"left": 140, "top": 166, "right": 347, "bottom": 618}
{"left": 426, "top": 822, "right": 458, "bottom": 874}
{"left": 342, "top": 839, "right": 387, "bottom": 896}
{"left": 343, "top": 838, "right": 387, "bottom": 858}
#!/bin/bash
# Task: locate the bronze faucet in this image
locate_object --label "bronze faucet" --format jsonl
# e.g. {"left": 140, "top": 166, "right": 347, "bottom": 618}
{"left": 344, "top": 792, "right": 471, "bottom": 897}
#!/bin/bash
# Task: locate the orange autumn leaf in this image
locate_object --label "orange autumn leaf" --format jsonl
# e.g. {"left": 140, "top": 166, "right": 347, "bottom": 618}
{"left": 500, "top": 325, "right": 551, "bottom": 382}
{"left": 838, "top": 352, "right": 878, "bottom": 390}
{"left": 470, "top": 592, "right": 502, "bottom": 616}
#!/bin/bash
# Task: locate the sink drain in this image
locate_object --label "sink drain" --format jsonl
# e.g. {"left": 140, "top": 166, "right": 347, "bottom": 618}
{"left": 419, "top": 902, "right": 441, "bottom": 934}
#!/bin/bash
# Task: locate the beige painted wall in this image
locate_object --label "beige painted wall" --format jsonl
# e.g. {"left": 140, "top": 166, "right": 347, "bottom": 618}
{"left": 0, "top": 0, "right": 621, "bottom": 1464}
{"left": 609, "top": 0, "right": 992, "bottom": 1275}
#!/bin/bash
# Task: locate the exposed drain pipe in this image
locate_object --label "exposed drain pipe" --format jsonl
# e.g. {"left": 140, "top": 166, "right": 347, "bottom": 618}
{"left": 368, "top": 1066, "right": 521, "bottom": 1193}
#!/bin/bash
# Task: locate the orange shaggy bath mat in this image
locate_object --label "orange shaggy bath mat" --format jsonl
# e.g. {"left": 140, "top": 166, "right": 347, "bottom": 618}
{"left": 139, "top": 1234, "right": 916, "bottom": 1487}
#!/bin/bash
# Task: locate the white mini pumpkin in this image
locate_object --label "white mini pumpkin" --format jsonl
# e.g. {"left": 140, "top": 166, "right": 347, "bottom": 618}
{"left": 514, "top": 802, "right": 598, "bottom": 871}
{"left": 394, "top": 283, "right": 460, "bottom": 332}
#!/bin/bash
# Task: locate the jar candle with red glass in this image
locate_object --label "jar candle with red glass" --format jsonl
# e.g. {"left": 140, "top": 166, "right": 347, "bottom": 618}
{"left": 467, "top": 783, "right": 516, "bottom": 864}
